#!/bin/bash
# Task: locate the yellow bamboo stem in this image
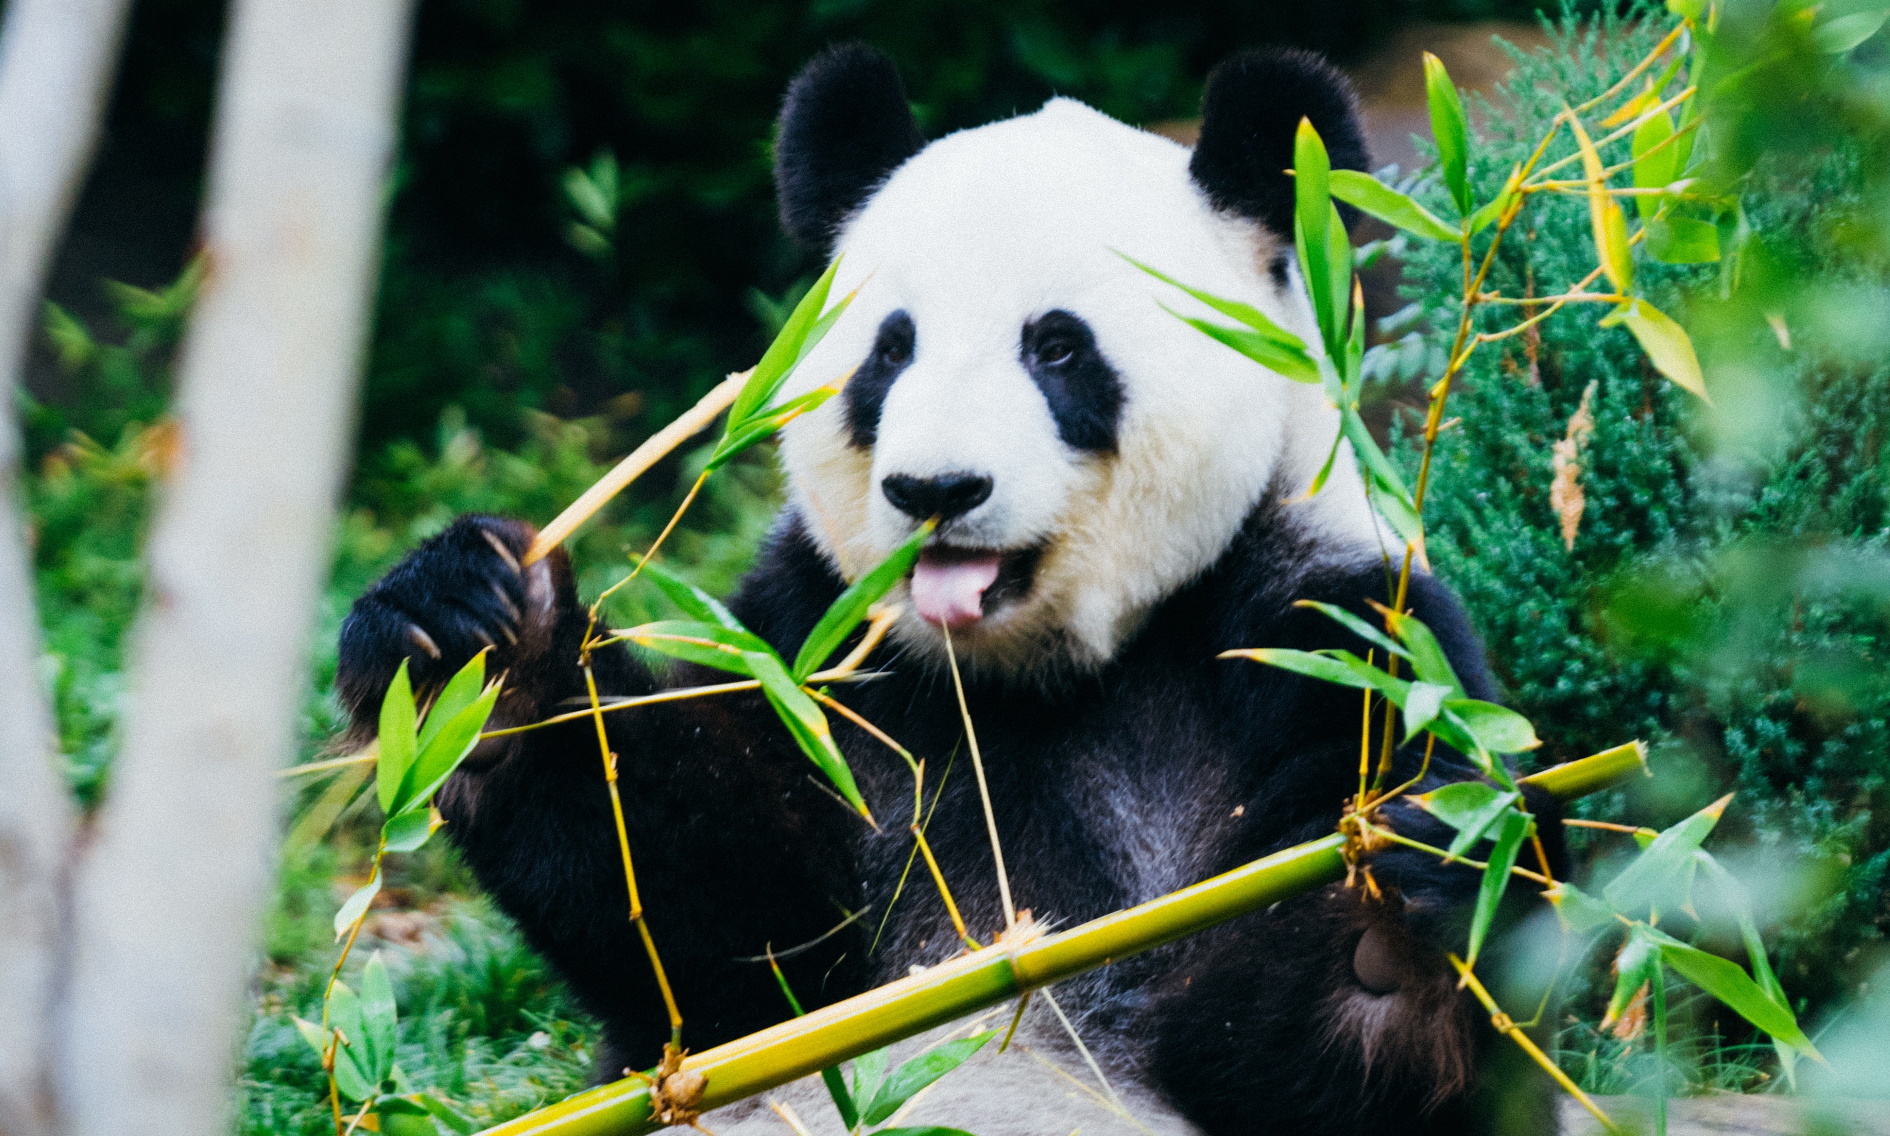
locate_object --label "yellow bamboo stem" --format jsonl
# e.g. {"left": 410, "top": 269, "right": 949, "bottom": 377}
{"left": 473, "top": 745, "right": 1641, "bottom": 1136}
{"left": 525, "top": 372, "right": 748, "bottom": 567}
{"left": 1450, "top": 955, "right": 1627, "bottom": 1135}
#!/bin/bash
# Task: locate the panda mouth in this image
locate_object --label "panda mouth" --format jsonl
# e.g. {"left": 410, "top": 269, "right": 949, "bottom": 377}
{"left": 909, "top": 544, "right": 1043, "bottom": 630}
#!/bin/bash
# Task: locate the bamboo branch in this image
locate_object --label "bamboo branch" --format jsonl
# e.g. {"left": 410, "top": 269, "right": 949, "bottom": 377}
{"left": 524, "top": 372, "right": 748, "bottom": 567}
{"left": 473, "top": 745, "right": 1643, "bottom": 1136}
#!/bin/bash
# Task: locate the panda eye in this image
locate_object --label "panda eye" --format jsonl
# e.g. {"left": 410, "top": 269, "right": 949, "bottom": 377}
{"left": 879, "top": 339, "right": 909, "bottom": 364}
{"left": 1036, "top": 340, "right": 1076, "bottom": 367}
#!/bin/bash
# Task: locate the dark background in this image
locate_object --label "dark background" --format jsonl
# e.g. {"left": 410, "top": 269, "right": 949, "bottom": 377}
{"left": 43, "top": 0, "right": 1573, "bottom": 462}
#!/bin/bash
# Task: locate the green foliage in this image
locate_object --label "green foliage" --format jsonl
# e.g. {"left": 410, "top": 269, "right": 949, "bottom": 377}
{"left": 1391, "top": 8, "right": 1890, "bottom": 1022}
{"left": 629, "top": 522, "right": 932, "bottom": 818}
{"left": 239, "top": 903, "right": 596, "bottom": 1136}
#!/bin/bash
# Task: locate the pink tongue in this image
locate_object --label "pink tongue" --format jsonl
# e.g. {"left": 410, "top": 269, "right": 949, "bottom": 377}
{"left": 910, "top": 552, "right": 1001, "bottom": 629}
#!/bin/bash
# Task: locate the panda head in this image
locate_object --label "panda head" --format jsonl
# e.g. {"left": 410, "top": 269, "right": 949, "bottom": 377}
{"left": 772, "top": 45, "right": 1386, "bottom": 679}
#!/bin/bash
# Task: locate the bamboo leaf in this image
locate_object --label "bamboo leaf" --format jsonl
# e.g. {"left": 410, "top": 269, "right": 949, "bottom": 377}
{"left": 326, "top": 979, "right": 377, "bottom": 1101}
{"left": 860, "top": 1032, "right": 996, "bottom": 1124}
{"left": 1814, "top": 9, "right": 1889, "bottom": 53}
{"left": 1646, "top": 216, "right": 1721, "bottom": 264}
{"left": 359, "top": 952, "right": 398, "bottom": 1085}
{"left": 639, "top": 561, "right": 745, "bottom": 630}
{"left": 1329, "top": 169, "right": 1460, "bottom": 241}
{"left": 1604, "top": 793, "right": 1732, "bottom": 915}
{"left": 1292, "top": 119, "right": 1352, "bottom": 359}
{"left": 394, "top": 683, "right": 502, "bottom": 818}
{"left": 748, "top": 650, "right": 868, "bottom": 816}
{"left": 1603, "top": 923, "right": 1660, "bottom": 1030}
{"left": 1223, "top": 647, "right": 1404, "bottom": 701}
{"left": 1368, "top": 481, "right": 1429, "bottom": 563}
{"left": 1378, "top": 609, "right": 1459, "bottom": 693}
{"left": 731, "top": 257, "right": 843, "bottom": 427}
{"left": 710, "top": 384, "right": 840, "bottom": 470}
{"left": 1631, "top": 109, "right": 1678, "bottom": 223}
{"left": 1648, "top": 928, "right": 1821, "bottom": 1057}
{"left": 1303, "top": 426, "right": 1344, "bottom": 499}
{"left": 1601, "top": 297, "right": 1709, "bottom": 401}
{"left": 1433, "top": 707, "right": 1501, "bottom": 781}
{"left": 851, "top": 1048, "right": 890, "bottom": 1103}
{"left": 381, "top": 805, "right": 443, "bottom": 854}
{"left": 1466, "top": 809, "right": 1531, "bottom": 967}
{"left": 1292, "top": 599, "right": 1410, "bottom": 663}
{"left": 629, "top": 620, "right": 776, "bottom": 676}
{"left": 1403, "top": 681, "right": 1453, "bottom": 738}
{"left": 1569, "top": 114, "right": 1634, "bottom": 292}
{"left": 417, "top": 651, "right": 487, "bottom": 755}
{"left": 1119, "top": 253, "right": 1315, "bottom": 347}
{"left": 1466, "top": 166, "right": 1521, "bottom": 235}
{"left": 1545, "top": 880, "right": 1618, "bottom": 934}
{"left": 1413, "top": 780, "right": 1497, "bottom": 826}
{"left": 376, "top": 659, "right": 416, "bottom": 815}
{"left": 1442, "top": 698, "right": 1541, "bottom": 753}
{"left": 1695, "top": 851, "right": 1800, "bottom": 1080}
{"left": 1160, "top": 307, "right": 1322, "bottom": 384}
{"left": 1423, "top": 52, "right": 1473, "bottom": 216}
{"left": 334, "top": 870, "right": 382, "bottom": 940}
{"left": 1601, "top": 85, "right": 1660, "bottom": 130}
{"left": 793, "top": 522, "right": 933, "bottom": 681}
{"left": 1416, "top": 783, "right": 1522, "bottom": 859}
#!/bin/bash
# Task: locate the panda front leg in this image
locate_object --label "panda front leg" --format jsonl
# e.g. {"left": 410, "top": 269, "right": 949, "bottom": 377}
{"left": 335, "top": 515, "right": 869, "bottom": 1076}
{"left": 1145, "top": 814, "right": 1562, "bottom": 1136}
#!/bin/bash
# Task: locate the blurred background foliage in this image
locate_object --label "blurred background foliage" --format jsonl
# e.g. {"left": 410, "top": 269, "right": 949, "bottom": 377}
{"left": 16, "top": 0, "right": 1890, "bottom": 1126}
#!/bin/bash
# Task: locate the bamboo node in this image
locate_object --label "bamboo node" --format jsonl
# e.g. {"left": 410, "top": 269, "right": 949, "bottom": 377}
{"left": 639, "top": 1043, "right": 710, "bottom": 1129}
{"left": 995, "top": 909, "right": 1043, "bottom": 951}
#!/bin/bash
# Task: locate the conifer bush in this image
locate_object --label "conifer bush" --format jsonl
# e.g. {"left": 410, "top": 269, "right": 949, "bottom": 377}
{"left": 1392, "top": 10, "right": 1890, "bottom": 1015}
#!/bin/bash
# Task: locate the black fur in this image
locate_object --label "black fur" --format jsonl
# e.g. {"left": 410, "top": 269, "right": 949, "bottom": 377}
{"left": 336, "top": 497, "right": 1562, "bottom": 1134}
{"left": 334, "top": 48, "right": 1556, "bottom": 1134}
{"left": 1020, "top": 310, "right": 1125, "bottom": 453}
{"left": 1190, "top": 49, "right": 1371, "bottom": 236}
{"left": 774, "top": 44, "right": 926, "bottom": 250}
{"left": 843, "top": 309, "right": 916, "bottom": 448}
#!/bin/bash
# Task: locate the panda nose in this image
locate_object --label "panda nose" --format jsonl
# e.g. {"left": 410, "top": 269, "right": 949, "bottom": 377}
{"left": 882, "top": 472, "right": 993, "bottom": 522}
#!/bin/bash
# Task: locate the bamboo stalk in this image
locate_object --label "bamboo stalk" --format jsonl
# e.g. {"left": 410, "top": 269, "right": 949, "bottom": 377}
{"left": 524, "top": 372, "right": 748, "bottom": 566}
{"left": 475, "top": 745, "right": 1641, "bottom": 1136}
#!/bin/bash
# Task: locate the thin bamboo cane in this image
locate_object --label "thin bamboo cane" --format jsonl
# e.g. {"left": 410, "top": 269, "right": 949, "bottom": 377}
{"left": 475, "top": 745, "right": 1643, "bottom": 1136}
{"left": 524, "top": 372, "right": 748, "bottom": 567}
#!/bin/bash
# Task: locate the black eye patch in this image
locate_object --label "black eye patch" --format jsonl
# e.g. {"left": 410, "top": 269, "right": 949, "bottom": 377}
{"left": 844, "top": 309, "right": 916, "bottom": 449}
{"left": 1020, "top": 310, "right": 1124, "bottom": 453}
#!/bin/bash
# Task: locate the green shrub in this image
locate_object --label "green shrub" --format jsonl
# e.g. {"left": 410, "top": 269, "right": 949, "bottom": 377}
{"left": 1392, "top": 11, "right": 1890, "bottom": 1025}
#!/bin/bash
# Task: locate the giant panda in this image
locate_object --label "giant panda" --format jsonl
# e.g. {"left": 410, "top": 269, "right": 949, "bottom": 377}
{"left": 337, "top": 44, "right": 1566, "bottom": 1136}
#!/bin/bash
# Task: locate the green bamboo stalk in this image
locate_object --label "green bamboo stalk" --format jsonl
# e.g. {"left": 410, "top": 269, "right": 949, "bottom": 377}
{"left": 477, "top": 746, "right": 1645, "bottom": 1136}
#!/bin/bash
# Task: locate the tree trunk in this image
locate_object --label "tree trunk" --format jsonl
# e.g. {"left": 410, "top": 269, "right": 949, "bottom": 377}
{"left": 56, "top": 1, "right": 416, "bottom": 1132}
{"left": 0, "top": 3, "right": 133, "bottom": 1133}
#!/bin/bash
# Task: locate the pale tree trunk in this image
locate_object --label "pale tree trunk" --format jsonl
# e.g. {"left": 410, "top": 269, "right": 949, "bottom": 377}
{"left": 0, "top": 3, "right": 133, "bottom": 1134}
{"left": 57, "top": 2, "right": 416, "bottom": 1133}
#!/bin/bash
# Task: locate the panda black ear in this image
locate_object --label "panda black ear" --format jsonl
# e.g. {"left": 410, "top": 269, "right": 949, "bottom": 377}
{"left": 1188, "top": 49, "right": 1370, "bottom": 237}
{"left": 774, "top": 44, "right": 926, "bottom": 250}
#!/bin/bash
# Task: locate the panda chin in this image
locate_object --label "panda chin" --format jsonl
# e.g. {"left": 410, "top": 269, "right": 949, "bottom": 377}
{"left": 909, "top": 543, "right": 1044, "bottom": 631}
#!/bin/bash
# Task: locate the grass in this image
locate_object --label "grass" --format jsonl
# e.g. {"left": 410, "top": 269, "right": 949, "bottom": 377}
{"left": 239, "top": 837, "right": 599, "bottom": 1136}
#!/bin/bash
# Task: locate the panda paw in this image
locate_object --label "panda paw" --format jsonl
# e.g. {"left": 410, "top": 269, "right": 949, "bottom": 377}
{"left": 337, "top": 514, "right": 576, "bottom": 729}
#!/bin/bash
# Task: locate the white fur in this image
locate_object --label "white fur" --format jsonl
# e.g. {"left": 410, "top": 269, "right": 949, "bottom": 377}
{"left": 778, "top": 97, "right": 1386, "bottom": 674}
